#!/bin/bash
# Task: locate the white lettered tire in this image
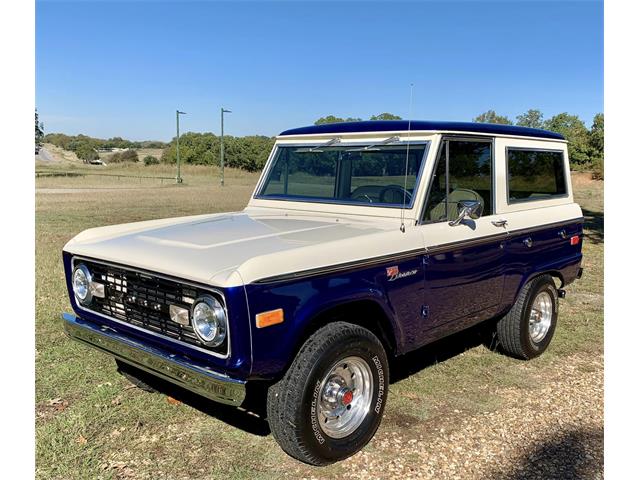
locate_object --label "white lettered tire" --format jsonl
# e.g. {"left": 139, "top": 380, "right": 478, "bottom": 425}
{"left": 267, "top": 322, "right": 389, "bottom": 465}
{"left": 496, "top": 274, "right": 559, "bottom": 359}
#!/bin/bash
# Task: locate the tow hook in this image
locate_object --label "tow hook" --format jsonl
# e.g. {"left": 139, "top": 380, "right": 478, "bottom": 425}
{"left": 558, "top": 289, "right": 566, "bottom": 299}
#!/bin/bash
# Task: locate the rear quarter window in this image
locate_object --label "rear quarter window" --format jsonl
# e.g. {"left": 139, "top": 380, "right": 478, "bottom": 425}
{"left": 507, "top": 148, "right": 567, "bottom": 203}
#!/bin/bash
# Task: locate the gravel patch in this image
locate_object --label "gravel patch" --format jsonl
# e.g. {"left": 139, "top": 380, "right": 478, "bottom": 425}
{"left": 297, "top": 353, "right": 603, "bottom": 480}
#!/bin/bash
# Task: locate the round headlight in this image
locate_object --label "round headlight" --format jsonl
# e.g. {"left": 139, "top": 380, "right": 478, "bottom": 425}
{"left": 191, "top": 296, "right": 227, "bottom": 347}
{"left": 72, "top": 264, "right": 93, "bottom": 305}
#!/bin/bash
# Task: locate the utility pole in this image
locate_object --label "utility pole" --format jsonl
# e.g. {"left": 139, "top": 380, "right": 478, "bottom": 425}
{"left": 220, "top": 107, "right": 231, "bottom": 186}
{"left": 175, "top": 110, "right": 186, "bottom": 183}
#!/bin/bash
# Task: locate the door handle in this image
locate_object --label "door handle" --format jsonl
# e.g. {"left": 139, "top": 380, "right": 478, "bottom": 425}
{"left": 492, "top": 219, "right": 508, "bottom": 228}
{"left": 558, "top": 229, "right": 568, "bottom": 239}
{"left": 523, "top": 237, "right": 533, "bottom": 248}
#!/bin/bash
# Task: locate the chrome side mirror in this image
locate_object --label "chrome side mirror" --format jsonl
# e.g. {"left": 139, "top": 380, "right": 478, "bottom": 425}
{"left": 449, "top": 200, "right": 483, "bottom": 226}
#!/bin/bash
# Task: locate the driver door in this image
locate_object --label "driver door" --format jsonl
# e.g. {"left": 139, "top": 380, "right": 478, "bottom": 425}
{"left": 417, "top": 137, "right": 507, "bottom": 342}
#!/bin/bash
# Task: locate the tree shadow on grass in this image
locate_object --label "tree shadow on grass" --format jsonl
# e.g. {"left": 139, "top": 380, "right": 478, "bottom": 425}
{"left": 488, "top": 427, "right": 603, "bottom": 479}
{"left": 582, "top": 207, "right": 604, "bottom": 244}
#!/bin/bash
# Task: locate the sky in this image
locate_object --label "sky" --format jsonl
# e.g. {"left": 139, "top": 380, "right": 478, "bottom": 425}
{"left": 36, "top": 0, "right": 603, "bottom": 141}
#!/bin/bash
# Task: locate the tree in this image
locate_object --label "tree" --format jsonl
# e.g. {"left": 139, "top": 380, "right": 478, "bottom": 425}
{"left": 109, "top": 149, "right": 138, "bottom": 163}
{"left": 516, "top": 109, "right": 544, "bottom": 129}
{"left": 589, "top": 113, "right": 604, "bottom": 158}
{"left": 543, "top": 113, "right": 591, "bottom": 167}
{"left": 314, "top": 115, "right": 363, "bottom": 125}
{"left": 35, "top": 109, "right": 44, "bottom": 147}
{"left": 160, "top": 132, "right": 275, "bottom": 172}
{"left": 74, "top": 143, "right": 99, "bottom": 163}
{"left": 370, "top": 113, "right": 402, "bottom": 121}
{"left": 473, "top": 110, "right": 513, "bottom": 125}
{"left": 589, "top": 113, "right": 604, "bottom": 179}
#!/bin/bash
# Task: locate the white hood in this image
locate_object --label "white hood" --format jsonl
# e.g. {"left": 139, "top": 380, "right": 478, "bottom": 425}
{"left": 64, "top": 207, "right": 423, "bottom": 287}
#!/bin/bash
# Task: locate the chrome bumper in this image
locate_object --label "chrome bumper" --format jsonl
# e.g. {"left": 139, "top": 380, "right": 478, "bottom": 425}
{"left": 62, "top": 313, "right": 246, "bottom": 406}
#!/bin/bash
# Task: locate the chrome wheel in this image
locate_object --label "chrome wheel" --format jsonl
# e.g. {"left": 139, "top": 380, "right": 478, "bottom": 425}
{"left": 318, "top": 356, "right": 373, "bottom": 439}
{"left": 529, "top": 291, "right": 553, "bottom": 343}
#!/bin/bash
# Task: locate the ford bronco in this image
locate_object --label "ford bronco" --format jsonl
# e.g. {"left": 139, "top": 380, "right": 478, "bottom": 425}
{"left": 62, "top": 120, "right": 583, "bottom": 465}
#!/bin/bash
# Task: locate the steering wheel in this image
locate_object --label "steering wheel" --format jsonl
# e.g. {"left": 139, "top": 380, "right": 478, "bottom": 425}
{"left": 379, "top": 185, "right": 412, "bottom": 205}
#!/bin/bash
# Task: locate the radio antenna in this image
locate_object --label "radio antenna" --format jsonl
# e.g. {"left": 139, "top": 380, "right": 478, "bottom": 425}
{"left": 400, "top": 83, "right": 414, "bottom": 233}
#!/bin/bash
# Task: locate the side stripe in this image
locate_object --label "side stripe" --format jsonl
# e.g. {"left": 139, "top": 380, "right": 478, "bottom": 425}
{"left": 250, "top": 217, "right": 584, "bottom": 285}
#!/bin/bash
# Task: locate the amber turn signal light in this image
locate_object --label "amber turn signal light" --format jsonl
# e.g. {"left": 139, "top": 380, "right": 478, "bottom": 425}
{"left": 256, "top": 309, "right": 284, "bottom": 328}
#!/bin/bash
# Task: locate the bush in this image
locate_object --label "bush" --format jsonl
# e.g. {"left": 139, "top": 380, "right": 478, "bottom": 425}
{"left": 143, "top": 155, "right": 160, "bottom": 166}
{"left": 592, "top": 157, "right": 604, "bottom": 180}
{"left": 109, "top": 149, "right": 139, "bottom": 163}
{"left": 74, "top": 143, "right": 99, "bottom": 162}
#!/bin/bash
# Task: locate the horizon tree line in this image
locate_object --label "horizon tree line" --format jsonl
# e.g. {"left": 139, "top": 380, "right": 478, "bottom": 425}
{"left": 39, "top": 109, "right": 603, "bottom": 178}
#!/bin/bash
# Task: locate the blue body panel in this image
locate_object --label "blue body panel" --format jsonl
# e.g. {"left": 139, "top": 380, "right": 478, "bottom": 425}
{"left": 279, "top": 120, "right": 565, "bottom": 141}
{"left": 418, "top": 235, "right": 506, "bottom": 347}
{"left": 244, "top": 220, "right": 582, "bottom": 380}
{"left": 245, "top": 255, "right": 424, "bottom": 378}
{"left": 63, "top": 219, "right": 583, "bottom": 382}
{"left": 502, "top": 220, "right": 583, "bottom": 306}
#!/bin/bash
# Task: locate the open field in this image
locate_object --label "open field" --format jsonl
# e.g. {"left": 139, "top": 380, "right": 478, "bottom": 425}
{"left": 35, "top": 166, "right": 603, "bottom": 479}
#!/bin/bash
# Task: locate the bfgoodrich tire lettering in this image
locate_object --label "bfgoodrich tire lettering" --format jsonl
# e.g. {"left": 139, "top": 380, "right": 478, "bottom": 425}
{"left": 496, "top": 274, "right": 559, "bottom": 360}
{"left": 267, "top": 322, "right": 389, "bottom": 465}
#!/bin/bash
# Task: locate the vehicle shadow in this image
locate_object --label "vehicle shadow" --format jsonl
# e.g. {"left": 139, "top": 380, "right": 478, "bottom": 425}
{"left": 581, "top": 207, "right": 604, "bottom": 244}
{"left": 123, "top": 368, "right": 271, "bottom": 436}
{"left": 389, "top": 321, "right": 493, "bottom": 383}
{"left": 128, "top": 322, "right": 497, "bottom": 436}
{"left": 487, "top": 427, "right": 603, "bottom": 479}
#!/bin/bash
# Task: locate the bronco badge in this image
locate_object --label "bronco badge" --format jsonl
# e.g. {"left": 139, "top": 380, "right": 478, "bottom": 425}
{"left": 386, "top": 266, "right": 419, "bottom": 282}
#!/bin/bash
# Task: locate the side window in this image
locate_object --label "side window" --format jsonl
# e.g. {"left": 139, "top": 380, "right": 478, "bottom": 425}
{"left": 422, "top": 139, "right": 493, "bottom": 223}
{"left": 507, "top": 149, "right": 567, "bottom": 202}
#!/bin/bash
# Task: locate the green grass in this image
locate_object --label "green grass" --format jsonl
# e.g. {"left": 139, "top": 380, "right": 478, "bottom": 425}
{"left": 35, "top": 165, "right": 603, "bottom": 479}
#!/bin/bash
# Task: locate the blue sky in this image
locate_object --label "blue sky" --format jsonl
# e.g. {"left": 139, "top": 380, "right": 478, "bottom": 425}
{"left": 36, "top": 0, "right": 603, "bottom": 140}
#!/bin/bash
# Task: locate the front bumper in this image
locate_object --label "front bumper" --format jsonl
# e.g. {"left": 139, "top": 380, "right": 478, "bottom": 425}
{"left": 62, "top": 313, "right": 246, "bottom": 406}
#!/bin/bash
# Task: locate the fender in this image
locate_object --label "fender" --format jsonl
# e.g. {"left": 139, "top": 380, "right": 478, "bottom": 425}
{"left": 500, "top": 220, "right": 584, "bottom": 314}
{"left": 244, "top": 253, "right": 424, "bottom": 380}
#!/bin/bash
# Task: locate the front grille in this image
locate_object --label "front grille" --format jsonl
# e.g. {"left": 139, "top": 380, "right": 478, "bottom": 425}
{"left": 73, "top": 258, "right": 228, "bottom": 355}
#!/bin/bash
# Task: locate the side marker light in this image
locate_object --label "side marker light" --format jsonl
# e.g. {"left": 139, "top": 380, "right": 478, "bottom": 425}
{"left": 256, "top": 309, "right": 284, "bottom": 328}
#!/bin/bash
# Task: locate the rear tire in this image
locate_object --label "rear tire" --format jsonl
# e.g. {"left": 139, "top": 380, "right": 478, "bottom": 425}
{"left": 496, "top": 274, "right": 559, "bottom": 360}
{"left": 267, "top": 322, "right": 389, "bottom": 465}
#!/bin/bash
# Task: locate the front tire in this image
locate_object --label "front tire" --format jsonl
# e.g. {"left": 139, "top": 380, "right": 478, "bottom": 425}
{"left": 267, "top": 322, "right": 389, "bottom": 465}
{"left": 496, "top": 274, "right": 559, "bottom": 359}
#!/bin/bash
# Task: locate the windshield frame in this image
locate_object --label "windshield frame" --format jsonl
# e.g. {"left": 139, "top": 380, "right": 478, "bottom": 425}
{"left": 253, "top": 140, "right": 431, "bottom": 210}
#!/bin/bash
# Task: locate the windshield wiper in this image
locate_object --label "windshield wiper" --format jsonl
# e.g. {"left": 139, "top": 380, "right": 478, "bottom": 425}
{"left": 295, "top": 137, "right": 341, "bottom": 153}
{"left": 346, "top": 136, "right": 400, "bottom": 152}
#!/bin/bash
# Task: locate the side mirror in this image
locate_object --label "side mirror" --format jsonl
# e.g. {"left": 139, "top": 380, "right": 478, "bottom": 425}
{"left": 449, "top": 200, "right": 483, "bottom": 226}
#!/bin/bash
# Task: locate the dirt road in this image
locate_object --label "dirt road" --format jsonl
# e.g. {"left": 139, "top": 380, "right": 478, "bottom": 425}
{"left": 36, "top": 146, "right": 56, "bottom": 162}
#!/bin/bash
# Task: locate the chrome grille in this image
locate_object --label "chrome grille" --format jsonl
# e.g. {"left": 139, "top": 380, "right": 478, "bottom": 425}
{"left": 73, "top": 259, "right": 227, "bottom": 354}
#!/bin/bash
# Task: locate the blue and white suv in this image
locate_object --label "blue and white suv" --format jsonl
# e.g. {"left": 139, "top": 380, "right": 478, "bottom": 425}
{"left": 62, "top": 120, "right": 583, "bottom": 464}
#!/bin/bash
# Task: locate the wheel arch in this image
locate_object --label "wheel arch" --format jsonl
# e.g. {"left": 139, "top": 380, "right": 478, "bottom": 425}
{"left": 267, "top": 298, "right": 399, "bottom": 384}
{"left": 304, "top": 299, "right": 398, "bottom": 354}
{"left": 520, "top": 269, "right": 564, "bottom": 292}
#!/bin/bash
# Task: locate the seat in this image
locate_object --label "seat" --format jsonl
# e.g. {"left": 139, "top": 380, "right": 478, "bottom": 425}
{"left": 428, "top": 188, "right": 484, "bottom": 222}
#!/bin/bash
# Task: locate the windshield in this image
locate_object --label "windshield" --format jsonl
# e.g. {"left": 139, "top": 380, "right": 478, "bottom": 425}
{"left": 256, "top": 142, "right": 429, "bottom": 207}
